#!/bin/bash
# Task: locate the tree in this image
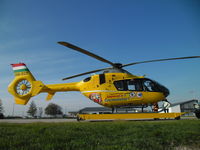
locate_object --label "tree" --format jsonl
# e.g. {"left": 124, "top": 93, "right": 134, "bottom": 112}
{"left": 38, "top": 107, "right": 43, "bottom": 118}
{"left": 0, "top": 99, "right": 3, "bottom": 114}
{"left": 0, "top": 99, "right": 4, "bottom": 119}
{"left": 45, "top": 103, "right": 63, "bottom": 117}
{"left": 27, "top": 101, "right": 37, "bottom": 118}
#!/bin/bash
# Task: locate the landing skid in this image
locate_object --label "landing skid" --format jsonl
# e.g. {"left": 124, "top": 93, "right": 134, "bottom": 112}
{"left": 77, "top": 112, "right": 185, "bottom": 121}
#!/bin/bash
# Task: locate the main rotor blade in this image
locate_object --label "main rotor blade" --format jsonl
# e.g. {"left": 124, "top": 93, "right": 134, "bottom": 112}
{"left": 58, "top": 41, "right": 115, "bottom": 66}
{"left": 122, "top": 56, "right": 200, "bottom": 67}
{"left": 62, "top": 67, "right": 112, "bottom": 80}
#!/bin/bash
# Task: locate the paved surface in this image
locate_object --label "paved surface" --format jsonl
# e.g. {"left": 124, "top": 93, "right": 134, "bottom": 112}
{"left": 0, "top": 119, "right": 77, "bottom": 123}
{"left": 0, "top": 117, "right": 197, "bottom": 123}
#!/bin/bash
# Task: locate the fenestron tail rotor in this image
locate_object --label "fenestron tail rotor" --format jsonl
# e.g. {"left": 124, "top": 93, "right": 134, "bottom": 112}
{"left": 15, "top": 79, "right": 31, "bottom": 95}
{"left": 58, "top": 41, "right": 200, "bottom": 80}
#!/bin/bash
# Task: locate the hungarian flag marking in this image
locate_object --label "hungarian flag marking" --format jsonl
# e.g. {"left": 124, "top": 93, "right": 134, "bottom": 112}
{"left": 11, "top": 63, "right": 29, "bottom": 73}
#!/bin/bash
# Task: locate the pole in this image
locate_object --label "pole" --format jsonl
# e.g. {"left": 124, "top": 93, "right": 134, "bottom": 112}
{"left": 12, "top": 103, "right": 15, "bottom": 116}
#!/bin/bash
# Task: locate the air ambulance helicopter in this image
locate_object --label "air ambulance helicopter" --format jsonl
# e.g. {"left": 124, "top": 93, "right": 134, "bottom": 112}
{"left": 8, "top": 42, "right": 200, "bottom": 114}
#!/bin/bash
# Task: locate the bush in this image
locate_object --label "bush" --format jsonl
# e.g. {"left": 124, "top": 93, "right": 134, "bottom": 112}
{"left": 0, "top": 113, "right": 4, "bottom": 119}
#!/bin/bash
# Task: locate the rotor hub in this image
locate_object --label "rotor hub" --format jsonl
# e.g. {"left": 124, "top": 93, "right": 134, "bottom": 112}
{"left": 20, "top": 84, "right": 27, "bottom": 90}
{"left": 113, "top": 63, "right": 123, "bottom": 69}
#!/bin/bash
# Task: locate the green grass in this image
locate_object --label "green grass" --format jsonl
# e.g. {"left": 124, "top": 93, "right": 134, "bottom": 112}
{"left": 0, "top": 120, "right": 200, "bottom": 150}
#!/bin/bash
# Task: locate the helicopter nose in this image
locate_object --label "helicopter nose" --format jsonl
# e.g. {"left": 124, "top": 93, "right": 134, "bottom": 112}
{"left": 162, "top": 86, "right": 170, "bottom": 97}
{"left": 149, "top": 79, "right": 170, "bottom": 97}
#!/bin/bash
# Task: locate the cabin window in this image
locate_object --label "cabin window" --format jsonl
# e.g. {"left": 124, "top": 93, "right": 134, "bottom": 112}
{"left": 114, "top": 78, "right": 169, "bottom": 95}
{"left": 127, "top": 80, "right": 143, "bottom": 91}
{"left": 127, "top": 81, "right": 135, "bottom": 91}
{"left": 114, "top": 80, "right": 127, "bottom": 91}
{"left": 114, "top": 79, "right": 142, "bottom": 91}
{"left": 114, "top": 78, "right": 162, "bottom": 92}
{"left": 83, "top": 77, "right": 91, "bottom": 82}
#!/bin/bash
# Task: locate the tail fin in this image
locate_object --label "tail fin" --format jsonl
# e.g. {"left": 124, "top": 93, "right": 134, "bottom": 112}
{"left": 8, "top": 63, "right": 44, "bottom": 105}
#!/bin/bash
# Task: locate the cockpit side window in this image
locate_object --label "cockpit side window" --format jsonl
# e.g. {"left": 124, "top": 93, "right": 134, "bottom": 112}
{"left": 143, "top": 79, "right": 159, "bottom": 92}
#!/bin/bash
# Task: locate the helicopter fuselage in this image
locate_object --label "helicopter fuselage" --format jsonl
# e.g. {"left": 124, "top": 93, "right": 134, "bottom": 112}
{"left": 78, "top": 73, "right": 169, "bottom": 108}
{"left": 42, "top": 72, "right": 169, "bottom": 108}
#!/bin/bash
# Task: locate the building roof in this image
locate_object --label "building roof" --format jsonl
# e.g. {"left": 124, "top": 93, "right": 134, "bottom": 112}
{"left": 79, "top": 107, "right": 136, "bottom": 113}
{"left": 79, "top": 107, "right": 111, "bottom": 112}
{"left": 171, "top": 99, "right": 198, "bottom": 107}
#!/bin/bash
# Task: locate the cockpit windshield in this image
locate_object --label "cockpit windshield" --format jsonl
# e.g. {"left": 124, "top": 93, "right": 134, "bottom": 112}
{"left": 114, "top": 78, "right": 169, "bottom": 96}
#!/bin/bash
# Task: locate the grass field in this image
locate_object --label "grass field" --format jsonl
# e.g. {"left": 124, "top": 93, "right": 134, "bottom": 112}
{"left": 0, "top": 120, "right": 200, "bottom": 150}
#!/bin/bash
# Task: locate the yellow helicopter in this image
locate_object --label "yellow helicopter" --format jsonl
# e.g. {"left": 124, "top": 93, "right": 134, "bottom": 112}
{"left": 8, "top": 42, "right": 200, "bottom": 112}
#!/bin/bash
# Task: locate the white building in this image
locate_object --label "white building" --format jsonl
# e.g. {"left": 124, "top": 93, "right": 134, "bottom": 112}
{"left": 169, "top": 99, "right": 198, "bottom": 116}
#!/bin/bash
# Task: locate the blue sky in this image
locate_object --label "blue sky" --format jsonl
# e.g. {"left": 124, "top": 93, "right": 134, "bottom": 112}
{"left": 0, "top": 0, "right": 200, "bottom": 116}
